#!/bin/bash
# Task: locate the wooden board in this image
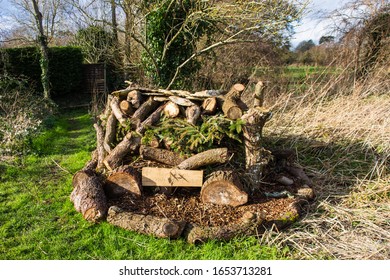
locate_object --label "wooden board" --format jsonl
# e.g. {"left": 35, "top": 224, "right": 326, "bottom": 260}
{"left": 142, "top": 167, "right": 203, "bottom": 187}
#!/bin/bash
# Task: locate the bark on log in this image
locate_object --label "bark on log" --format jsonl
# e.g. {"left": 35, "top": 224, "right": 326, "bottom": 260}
{"left": 107, "top": 206, "right": 186, "bottom": 239}
{"left": 241, "top": 108, "right": 272, "bottom": 190}
{"left": 70, "top": 169, "right": 107, "bottom": 223}
{"left": 201, "top": 170, "right": 248, "bottom": 207}
{"left": 184, "top": 211, "right": 263, "bottom": 244}
{"left": 222, "top": 84, "right": 245, "bottom": 120}
{"left": 140, "top": 145, "right": 186, "bottom": 166}
{"left": 131, "top": 97, "right": 159, "bottom": 130}
{"left": 136, "top": 104, "right": 166, "bottom": 134}
{"left": 104, "top": 165, "right": 142, "bottom": 198}
{"left": 177, "top": 148, "right": 229, "bottom": 170}
{"left": 99, "top": 94, "right": 113, "bottom": 126}
{"left": 93, "top": 121, "right": 106, "bottom": 170}
{"left": 119, "top": 100, "right": 134, "bottom": 116}
{"left": 103, "top": 132, "right": 141, "bottom": 171}
{"left": 111, "top": 96, "right": 128, "bottom": 126}
{"left": 253, "top": 81, "right": 265, "bottom": 107}
{"left": 186, "top": 105, "right": 201, "bottom": 125}
{"left": 163, "top": 101, "right": 180, "bottom": 118}
{"left": 103, "top": 112, "right": 117, "bottom": 153}
{"left": 201, "top": 97, "right": 218, "bottom": 115}
{"left": 193, "top": 89, "right": 225, "bottom": 97}
{"left": 126, "top": 90, "right": 143, "bottom": 109}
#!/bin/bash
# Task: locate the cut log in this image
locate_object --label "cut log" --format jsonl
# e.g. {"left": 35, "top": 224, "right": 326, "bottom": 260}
{"left": 222, "top": 98, "right": 242, "bottom": 120}
{"left": 103, "top": 112, "right": 117, "bottom": 153}
{"left": 177, "top": 148, "right": 228, "bottom": 170}
{"left": 93, "top": 121, "right": 106, "bottom": 170}
{"left": 119, "top": 100, "right": 134, "bottom": 116}
{"left": 104, "top": 165, "right": 142, "bottom": 198}
{"left": 140, "top": 145, "right": 186, "bottom": 166}
{"left": 107, "top": 206, "right": 186, "bottom": 239}
{"left": 222, "top": 84, "right": 245, "bottom": 120}
{"left": 201, "top": 170, "right": 248, "bottom": 207}
{"left": 136, "top": 104, "right": 166, "bottom": 134}
{"left": 103, "top": 132, "right": 141, "bottom": 171}
{"left": 142, "top": 167, "right": 203, "bottom": 187}
{"left": 70, "top": 169, "right": 107, "bottom": 223}
{"left": 184, "top": 211, "right": 263, "bottom": 244}
{"left": 201, "top": 97, "right": 217, "bottom": 115}
{"left": 126, "top": 90, "right": 143, "bottom": 108}
{"left": 163, "top": 101, "right": 180, "bottom": 118}
{"left": 241, "top": 108, "right": 272, "bottom": 190}
{"left": 99, "top": 94, "right": 113, "bottom": 125}
{"left": 111, "top": 96, "right": 128, "bottom": 126}
{"left": 185, "top": 105, "right": 201, "bottom": 125}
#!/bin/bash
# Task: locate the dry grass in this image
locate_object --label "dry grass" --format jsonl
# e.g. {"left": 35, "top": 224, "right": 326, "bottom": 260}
{"left": 260, "top": 64, "right": 390, "bottom": 259}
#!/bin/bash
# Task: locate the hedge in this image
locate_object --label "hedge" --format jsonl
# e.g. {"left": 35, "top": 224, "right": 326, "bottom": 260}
{"left": 0, "top": 47, "right": 84, "bottom": 97}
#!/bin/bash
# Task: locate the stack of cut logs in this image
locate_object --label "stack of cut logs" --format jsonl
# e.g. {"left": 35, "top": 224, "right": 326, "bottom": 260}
{"left": 70, "top": 81, "right": 277, "bottom": 241}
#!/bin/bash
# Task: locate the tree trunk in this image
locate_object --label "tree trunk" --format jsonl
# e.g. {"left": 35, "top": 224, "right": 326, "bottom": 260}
{"left": 127, "top": 90, "right": 143, "bottom": 108}
{"left": 31, "top": 0, "right": 50, "bottom": 100}
{"left": 241, "top": 108, "right": 272, "bottom": 190}
{"left": 177, "top": 148, "right": 228, "bottom": 170}
{"left": 70, "top": 169, "right": 107, "bottom": 223}
{"left": 103, "top": 132, "right": 141, "bottom": 171}
{"left": 184, "top": 211, "right": 262, "bottom": 244}
{"left": 104, "top": 165, "right": 142, "bottom": 198}
{"left": 201, "top": 170, "right": 248, "bottom": 207}
{"left": 107, "top": 206, "right": 186, "bottom": 239}
{"left": 140, "top": 145, "right": 186, "bottom": 166}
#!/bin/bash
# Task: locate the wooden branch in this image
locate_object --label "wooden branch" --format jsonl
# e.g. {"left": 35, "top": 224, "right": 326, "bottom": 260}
{"left": 201, "top": 170, "right": 248, "bottom": 207}
{"left": 107, "top": 206, "right": 186, "bottom": 239}
{"left": 177, "top": 148, "right": 229, "bottom": 170}
{"left": 136, "top": 104, "right": 166, "bottom": 134}
{"left": 131, "top": 97, "right": 159, "bottom": 129}
{"left": 185, "top": 105, "right": 201, "bottom": 125}
{"left": 104, "top": 165, "right": 142, "bottom": 198}
{"left": 184, "top": 211, "right": 263, "bottom": 244}
{"left": 93, "top": 121, "right": 106, "bottom": 170}
{"left": 140, "top": 145, "right": 186, "bottom": 166}
{"left": 70, "top": 169, "right": 107, "bottom": 223}
{"left": 111, "top": 96, "right": 128, "bottom": 126}
{"left": 169, "top": 96, "right": 195, "bottom": 107}
{"left": 103, "top": 132, "right": 141, "bottom": 171}
{"left": 193, "top": 89, "right": 225, "bottom": 98}
{"left": 103, "top": 112, "right": 117, "bottom": 153}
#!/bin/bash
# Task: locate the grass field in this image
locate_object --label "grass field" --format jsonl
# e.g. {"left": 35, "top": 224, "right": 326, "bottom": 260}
{"left": 0, "top": 108, "right": 292, "bottom": 260}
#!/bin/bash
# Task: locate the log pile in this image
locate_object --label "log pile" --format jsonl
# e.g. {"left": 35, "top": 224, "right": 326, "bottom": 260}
{"left": 69, "top": 81, "right": 315, "bottom": 242}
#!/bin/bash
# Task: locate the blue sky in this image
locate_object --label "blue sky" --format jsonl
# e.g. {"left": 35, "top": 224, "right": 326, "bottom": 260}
{"left": 1, "top": 0, "right": 348, "bottom": 46}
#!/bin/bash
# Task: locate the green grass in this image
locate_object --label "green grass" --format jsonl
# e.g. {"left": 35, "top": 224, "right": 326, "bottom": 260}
{"left": 0, "top": 108, "right": 290, "bottom": 260}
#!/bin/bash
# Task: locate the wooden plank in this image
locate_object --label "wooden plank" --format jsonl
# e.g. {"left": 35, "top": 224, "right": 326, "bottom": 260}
{"left": 142, "top": 167, "right": 203, "bottom": 187}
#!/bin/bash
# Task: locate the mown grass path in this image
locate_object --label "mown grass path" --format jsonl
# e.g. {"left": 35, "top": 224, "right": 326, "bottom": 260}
{"left": 0, "top": 108, "right": 289, "bottom": 260}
